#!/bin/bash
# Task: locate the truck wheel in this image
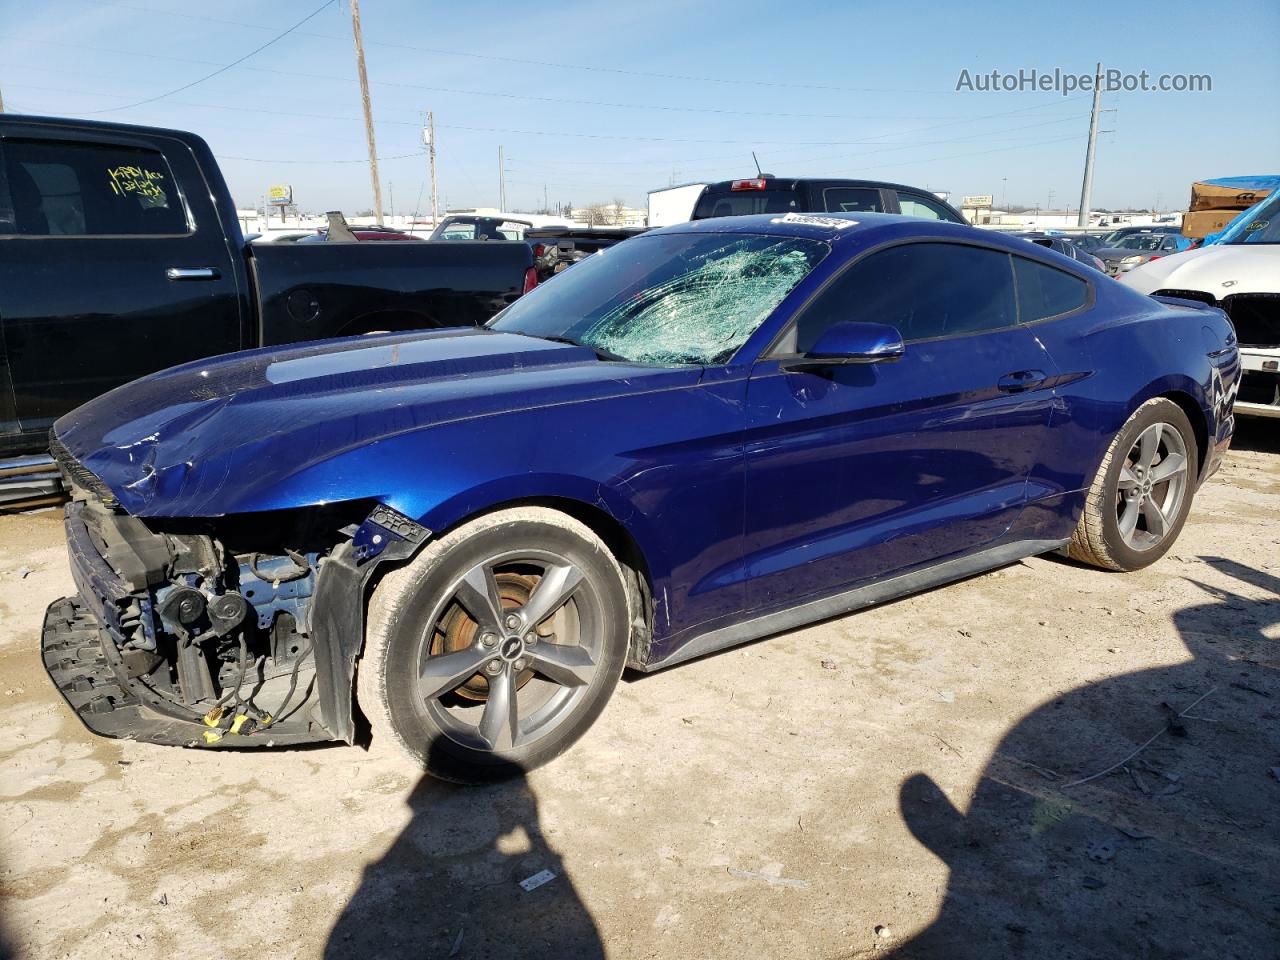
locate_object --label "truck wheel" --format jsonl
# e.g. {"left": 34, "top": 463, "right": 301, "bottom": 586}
{"left": 1068, "top": 397, "right": 1198, "bottom": 572}
{"left": 358, "top": 506, "right": 630, "bottom": 783}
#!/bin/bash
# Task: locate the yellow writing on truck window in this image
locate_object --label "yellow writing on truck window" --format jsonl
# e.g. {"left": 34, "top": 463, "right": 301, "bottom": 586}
{"left": 106, "top": 165, "right": 169, "bottom": 208}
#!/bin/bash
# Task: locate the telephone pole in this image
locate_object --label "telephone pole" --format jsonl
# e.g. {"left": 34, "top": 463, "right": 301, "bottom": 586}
{"left": 426, "top": 110, "right": 439, "bottom": 225}
{"left": 349, "top": 0, "right": 383, "bottom": 224}
{"left": 1076, "top": 61, "right": 1103, "bottom": 227}
{"left": 498, "top": 145, "right": 506, "bottom": 212}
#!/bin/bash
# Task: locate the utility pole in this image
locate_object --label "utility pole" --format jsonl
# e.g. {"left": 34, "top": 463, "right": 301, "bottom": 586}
{"left": 498, "top": 145, "right": 506, "bottom": 212}
{"left": 426, "top": 110, "right": 438, "bottom": 225}
{"left": 1077, "top": 61, "right": 1103, "bottom": 228}
{"left": 349, "top": 0, "right": 383, "bottom": 224}
{"left": 0, "top": 83, "right": 6, "bottom": 113}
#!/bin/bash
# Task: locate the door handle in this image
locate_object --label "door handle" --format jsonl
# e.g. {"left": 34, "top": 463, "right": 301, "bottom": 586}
{"left": 165, "top": 267, "right": 220, "bottom": 281}
{"left": 997, "top": 369, "right": 1048, "bottom": 392}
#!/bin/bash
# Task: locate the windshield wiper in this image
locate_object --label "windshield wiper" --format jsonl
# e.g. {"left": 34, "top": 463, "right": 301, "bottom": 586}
{"left": 537, "top": 335, "right": 628, "bottom": 362}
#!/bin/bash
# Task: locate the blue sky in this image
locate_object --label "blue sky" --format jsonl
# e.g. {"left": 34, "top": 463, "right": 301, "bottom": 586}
{"left": 2, "top": 0, "right": 1277, "bottom": 215}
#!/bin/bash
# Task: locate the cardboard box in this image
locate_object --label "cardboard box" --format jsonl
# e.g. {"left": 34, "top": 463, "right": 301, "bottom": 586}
{"left": 1182, "top": 208, "right": 1240, "bottom": 239}
{"left": 1190, "top": 181, "right": 1273, "bottom": 211}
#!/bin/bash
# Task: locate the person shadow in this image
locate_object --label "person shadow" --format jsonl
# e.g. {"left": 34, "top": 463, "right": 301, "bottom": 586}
{"left": 891, "top": 556, "right": 1280, "bottom": 959}
{"left": 325, "top": 746, "right": 604, "bottom": 960}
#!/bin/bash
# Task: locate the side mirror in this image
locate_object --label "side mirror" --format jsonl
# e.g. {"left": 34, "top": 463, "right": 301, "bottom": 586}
{"left": 782, "top": 321, "right": 905, "bottom": 370}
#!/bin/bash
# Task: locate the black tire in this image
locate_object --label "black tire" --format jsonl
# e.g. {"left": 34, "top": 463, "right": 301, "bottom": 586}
{"left": 358, "top": 506, "right": 630, "bottom": 783}
{"left": 1068, "top": 397, "right": 1199, "bottom": 572}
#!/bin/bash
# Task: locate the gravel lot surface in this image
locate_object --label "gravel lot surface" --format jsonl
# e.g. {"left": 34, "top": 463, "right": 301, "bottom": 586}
{"left": 1, "top": 422, "right": 1276, "bottom": 960}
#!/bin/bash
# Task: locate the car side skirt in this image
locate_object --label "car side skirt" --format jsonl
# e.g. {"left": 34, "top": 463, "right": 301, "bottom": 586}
{"left": 641, "top": 537, "right": 1071, "bottom": 672}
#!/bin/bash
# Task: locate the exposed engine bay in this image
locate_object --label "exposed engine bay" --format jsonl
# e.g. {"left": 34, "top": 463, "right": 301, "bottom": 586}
{"left": 42, "top": 458, "right": 427, "bottom": 748}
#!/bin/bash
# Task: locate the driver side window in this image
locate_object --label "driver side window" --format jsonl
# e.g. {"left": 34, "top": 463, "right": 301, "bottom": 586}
{"left": 780, "top": 242, "right": 1017, "bottom": 354}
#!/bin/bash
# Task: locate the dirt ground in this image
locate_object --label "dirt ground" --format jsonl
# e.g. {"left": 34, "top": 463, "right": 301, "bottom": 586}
{"left": 0, "top": 422, "right": 1276, "bottom": 960}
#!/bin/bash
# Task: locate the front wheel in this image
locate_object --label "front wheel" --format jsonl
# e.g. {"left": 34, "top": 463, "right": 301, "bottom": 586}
{"left": 358, "top": 507, "right": 630, "bottom": 783}
{"left": 1068, "top": 397, "right": 1199, "bottom": 572}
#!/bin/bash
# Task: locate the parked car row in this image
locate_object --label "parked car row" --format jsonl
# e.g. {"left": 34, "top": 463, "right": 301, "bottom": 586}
{"left": 1011, "top": 233, "right": 1107, "bottom": 272}
{"left": 1095, "top": 232, "right": 1194, "bottom": 277}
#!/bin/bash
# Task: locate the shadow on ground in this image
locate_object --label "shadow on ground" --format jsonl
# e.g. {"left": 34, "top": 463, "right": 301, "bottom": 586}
{"left": 1228, "top": 416, "right": 1280, "bottom": 456}
{"left": 890, "top": 556, "right": 1280, "bottom": 958}
{"left": 325, "top": 750, "right": 603, "bottom": 960}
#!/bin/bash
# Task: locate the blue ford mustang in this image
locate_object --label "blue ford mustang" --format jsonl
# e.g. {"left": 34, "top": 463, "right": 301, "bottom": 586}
{"left": 44, "top": 213, "right": 1239, "bottom": 781}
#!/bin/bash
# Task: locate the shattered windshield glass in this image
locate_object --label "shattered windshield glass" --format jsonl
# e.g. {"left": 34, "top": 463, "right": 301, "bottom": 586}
{"left": 489, "top": 232, "right": 828, "bottom": 364}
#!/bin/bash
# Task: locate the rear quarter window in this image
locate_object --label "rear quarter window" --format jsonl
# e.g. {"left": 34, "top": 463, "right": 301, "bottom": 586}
{"left": 1013, "top": 256, "right": 1089, "bottom": 322}
{"left": 1, "top": 139, "right": 189, "bottom": 236}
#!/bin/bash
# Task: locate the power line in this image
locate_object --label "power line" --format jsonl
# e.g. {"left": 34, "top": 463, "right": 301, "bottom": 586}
{"left": 366, "top": 78, "right": 966, "bottom": 122}
{"left": 81, "top": 0, "right": 337, "bottom": 115}
{"left": 217, "top": 151, "right": 422, "bottom": 165}
{"left": 509, "top": 132, "right": 1088, "bottom": 192}
{"left": 4, "top": 80, "right": 1084, "bottom": 151}
{"left": 70, "top": 0, "right": 975, "bottom": 96}
{"left": 752, "top": 112, "right": 1087, "bottom": 170}
{"left": 3, "top": 39, "right": 1080, "bottom": 126}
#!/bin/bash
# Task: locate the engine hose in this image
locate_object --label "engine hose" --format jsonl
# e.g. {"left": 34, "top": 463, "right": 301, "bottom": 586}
{"left": 248, "top": 550, "right": 311, "bottom": 584}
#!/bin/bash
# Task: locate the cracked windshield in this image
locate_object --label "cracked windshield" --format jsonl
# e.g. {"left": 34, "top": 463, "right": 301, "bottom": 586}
{"left": 490, "top": 233, "right": 828, "bottom": 364}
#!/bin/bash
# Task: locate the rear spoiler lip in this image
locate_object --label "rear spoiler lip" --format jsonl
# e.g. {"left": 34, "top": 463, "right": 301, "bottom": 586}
{"left": 1151, "top": 293, "right": 1220, "bottom": 312}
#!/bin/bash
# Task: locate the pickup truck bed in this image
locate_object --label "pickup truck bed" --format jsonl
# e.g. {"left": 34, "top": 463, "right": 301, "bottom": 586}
{"left": 0, "top": 114, "right": 533, "bottom": 496}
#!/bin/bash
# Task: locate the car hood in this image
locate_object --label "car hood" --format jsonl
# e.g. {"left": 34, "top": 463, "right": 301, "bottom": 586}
{"left": 1119, "top": 243, "right": 1280, "bottom": 296}
{"left": 54, "top": 328, "right": 688, "bottom": 516}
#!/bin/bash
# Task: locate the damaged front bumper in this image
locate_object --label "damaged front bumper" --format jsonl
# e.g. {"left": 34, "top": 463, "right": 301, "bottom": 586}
{"left": 43, "top": 499, "right": 334, "bottom": 748}
{"left": 41, "top": 596, "right": 325, "bottom": 747}
{"left": 43, "top": 472, "right": 433, "bottom": 750}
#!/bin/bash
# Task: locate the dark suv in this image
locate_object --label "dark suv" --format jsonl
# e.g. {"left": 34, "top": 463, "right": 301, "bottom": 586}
{"left": 690, "top": 177, "right": 967, "bottom": 224}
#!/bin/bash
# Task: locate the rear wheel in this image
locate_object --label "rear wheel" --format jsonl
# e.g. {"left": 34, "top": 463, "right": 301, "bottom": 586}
{"left": 358, "top": 507, "right": 630, "bottom": 783}
{"left": 1068, "top": 397, "right": 1198, "bottom": 572}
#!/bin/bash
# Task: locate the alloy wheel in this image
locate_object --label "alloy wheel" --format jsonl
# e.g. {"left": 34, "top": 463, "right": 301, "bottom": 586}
{"left": 414, "top": 552, "right": 600, "bottom": 752}
{"left": 1115, "top": 421, "right": 1188, "bottom": 552}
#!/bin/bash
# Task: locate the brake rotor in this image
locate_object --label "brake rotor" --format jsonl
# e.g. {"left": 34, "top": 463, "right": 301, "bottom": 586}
{"left": 430, "top": 569, "right": 557, "bottom": 701}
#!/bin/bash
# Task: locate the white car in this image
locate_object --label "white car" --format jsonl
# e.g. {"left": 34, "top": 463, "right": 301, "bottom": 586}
{"left": 1120, "top": 204, "right": 1278, "bottom": 418}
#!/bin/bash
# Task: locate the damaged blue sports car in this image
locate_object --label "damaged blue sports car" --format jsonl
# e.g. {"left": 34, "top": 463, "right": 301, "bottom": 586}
{"left": 45, "top": 213, "right": 1239, "bottom": 782}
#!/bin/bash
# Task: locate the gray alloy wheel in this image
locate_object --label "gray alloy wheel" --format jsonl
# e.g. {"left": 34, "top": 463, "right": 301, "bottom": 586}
{"left": 415, "top": 551, "right": 603, "bottom": 753}
{"left": 359, "top": 507, "right": 629, "bottom": 783}
{"left": 1114, "top": 421, "right": 1189, "bottom": 553}
{"left": 1069, "top": 397, "right": 1198, "bottom": 572}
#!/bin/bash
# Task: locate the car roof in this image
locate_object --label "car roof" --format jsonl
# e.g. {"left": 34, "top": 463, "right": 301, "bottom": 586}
{"left": 649, "top": 211, "right": 1027, "bottom": 251}
{"left": 646, "top": 213, "right": 1098, "bottom": 277}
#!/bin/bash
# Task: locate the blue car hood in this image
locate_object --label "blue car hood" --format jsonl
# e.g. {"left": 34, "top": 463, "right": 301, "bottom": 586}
{"left": 54, "top": 328, "right": 676, "bottom": 516}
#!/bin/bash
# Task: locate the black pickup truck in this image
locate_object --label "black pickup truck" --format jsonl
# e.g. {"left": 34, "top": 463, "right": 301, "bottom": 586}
{"left": 0, "top": 115, "right": 535, "bottom": 504}
{"left": 690, "top": 177, "right": 968, "bottom": 223}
